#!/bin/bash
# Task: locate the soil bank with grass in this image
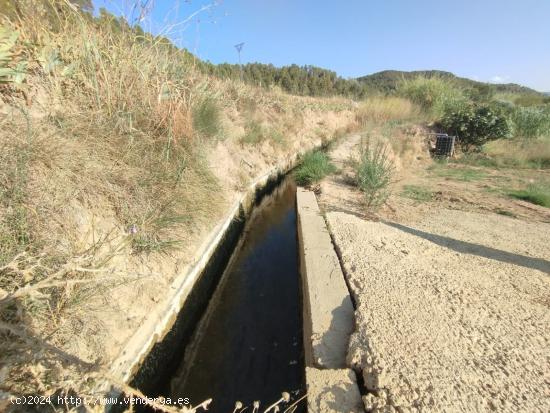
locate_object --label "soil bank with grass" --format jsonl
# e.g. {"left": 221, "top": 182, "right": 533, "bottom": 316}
{"left": 0, "top": 2, "right": 358, "bottom": 404}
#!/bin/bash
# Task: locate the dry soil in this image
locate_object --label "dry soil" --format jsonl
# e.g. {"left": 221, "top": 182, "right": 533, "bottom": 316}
{"left": 318, "top": 133, "right": 550, "bottom": 412}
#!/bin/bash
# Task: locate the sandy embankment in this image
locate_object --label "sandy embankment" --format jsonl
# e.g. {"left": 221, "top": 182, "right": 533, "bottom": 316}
{"left": 326, "top": 209, "right": 550, "bottom": 412}
{"left": 314, "top": 131, "right": 550, "bottom": 412}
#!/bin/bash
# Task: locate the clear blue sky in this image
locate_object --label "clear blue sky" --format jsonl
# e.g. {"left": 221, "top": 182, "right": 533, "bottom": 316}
{"left": 93, "top": 0, "right": 550, "bottom": 91}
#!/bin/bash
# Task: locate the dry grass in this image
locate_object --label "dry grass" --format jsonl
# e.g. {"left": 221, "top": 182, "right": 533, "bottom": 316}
{"left": 486, "top": 139, "right": 550, "bottom": 169}
{"left": 1, "top": 2, "right": 224, "bottom": 253}
{"left": 456, "top": 138, "right": 550, "bottom": 169}
{"left": 0, "top": 248, "right": 145, "bottom": 401}
{"left": 0, "top": 1, "right": 230, "bottom": 400}
{"left": 508, "top": 182, "right": 550, "bottom": 208}
{"left": 356, "top": 97, "right": 418, "bottom": 126}
{"left": 0, "top": 0, "right": 359, "bottom": 403}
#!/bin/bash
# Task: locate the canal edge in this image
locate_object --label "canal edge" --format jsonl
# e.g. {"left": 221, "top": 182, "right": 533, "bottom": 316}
{"left": 296, "top": 188, "right": 364, "bottom": 413}
{"left": 99, "top": 139, "right": 327, "bottom": 407}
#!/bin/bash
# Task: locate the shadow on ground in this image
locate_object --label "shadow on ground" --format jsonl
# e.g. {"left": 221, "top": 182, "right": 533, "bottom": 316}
{"left": 386, "top": 222, "right": 550, "bottom": 274}
{"left": 312, "top": 297, "right": 354, "bottom": 369}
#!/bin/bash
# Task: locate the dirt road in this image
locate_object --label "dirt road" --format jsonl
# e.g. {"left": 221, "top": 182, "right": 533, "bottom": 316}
{"left": 318, "top": 134, "right": 550, "bottom": 412}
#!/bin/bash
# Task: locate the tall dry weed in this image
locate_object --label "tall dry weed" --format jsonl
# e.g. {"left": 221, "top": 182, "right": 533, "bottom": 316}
{"left": 483, "top": 138, "right": 550, "bottom": 169}
{"left": 356, "top": 97, "right": 418, "bottom": 126}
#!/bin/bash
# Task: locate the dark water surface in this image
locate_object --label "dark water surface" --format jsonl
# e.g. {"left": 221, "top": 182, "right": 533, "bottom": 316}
{"left": 168, "top": 178, "right": 305, "bottom": 412}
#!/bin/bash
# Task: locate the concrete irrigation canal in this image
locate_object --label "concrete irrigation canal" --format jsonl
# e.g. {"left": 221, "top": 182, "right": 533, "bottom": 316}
{"left": 120, "top": 170, "right": 363, "bottom": 413}
{"left": 96, "top": 135, "right": 549, "bottom": 413}
{"left": 167, "top": 177, "right": 306, "bottom": 411}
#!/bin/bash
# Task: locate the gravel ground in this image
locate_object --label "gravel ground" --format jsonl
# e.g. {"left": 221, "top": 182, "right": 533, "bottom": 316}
{"left": 326, "top": 210, "right": 550, "bottom": 412}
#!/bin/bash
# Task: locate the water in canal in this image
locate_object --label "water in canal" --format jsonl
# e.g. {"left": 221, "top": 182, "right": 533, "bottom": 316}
{"left": 168, "top": 177, "right": 305, "bottom": 412}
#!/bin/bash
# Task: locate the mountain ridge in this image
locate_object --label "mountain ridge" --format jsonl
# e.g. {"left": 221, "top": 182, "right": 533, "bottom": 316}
{"left": 357, "top": 70, "right": 543, "bottom": 96}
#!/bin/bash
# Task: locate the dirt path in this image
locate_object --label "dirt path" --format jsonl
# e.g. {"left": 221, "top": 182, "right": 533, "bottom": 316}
{"left": 317, "top": 134, "right": 365, "bottom": 218}
{"left": 317, "top": 134, "right": 550, "bottom": 412}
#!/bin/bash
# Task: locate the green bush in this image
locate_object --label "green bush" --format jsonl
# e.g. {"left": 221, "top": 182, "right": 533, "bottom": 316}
{"left": 512, "top": 106, "right": 550, "bottom": 139}
{"left": 440, "top": 103, "right": 512, "bottom": 148}
{"left": 399, "top": 76, "right": 466, "bottom": 118}
{"left": 354, "top": 141, "right": 394, "bottom": 209}
{"left": 294, "top": 150, "right": 335, "bottom": 185}
{"left": 193, "top": 98, "right": 221, "bottom": 138}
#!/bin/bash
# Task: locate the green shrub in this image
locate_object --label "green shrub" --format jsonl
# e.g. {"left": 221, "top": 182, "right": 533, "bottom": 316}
{"left": 294, "top": 150, "right": 335, "bottom": 185}
{"left": 354, "top": 141, "right": 394, "bottom": 209}
{"left": 512, "top": 106, "right": 550, "bottom": 139}
{"left": 399, "top": 76, "right": 466, "bottom": 118}
{"left": 440, "top": 103, "right": 512, "bottom": 148}
{"left": 193, "top": 98, "right": 221, "bottom": 138}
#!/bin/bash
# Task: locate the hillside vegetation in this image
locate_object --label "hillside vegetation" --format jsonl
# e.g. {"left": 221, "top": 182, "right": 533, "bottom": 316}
{"left": 0, "top": 0, "right": 357, "bottom": 402}
{"left": 198, "top": 66, "right": 550, "bottom": 103}
{"left": 358, "top": 70, "right": 545, "bottom": 98}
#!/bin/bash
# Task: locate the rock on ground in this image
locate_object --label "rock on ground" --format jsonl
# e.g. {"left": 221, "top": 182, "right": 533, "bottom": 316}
{"left": 326, "top": 210, "right": 550, "bottom": 412}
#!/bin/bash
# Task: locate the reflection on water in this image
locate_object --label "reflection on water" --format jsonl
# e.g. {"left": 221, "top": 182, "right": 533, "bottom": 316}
{"left": 169, "top": 178, "right": 305, "bottom": 413}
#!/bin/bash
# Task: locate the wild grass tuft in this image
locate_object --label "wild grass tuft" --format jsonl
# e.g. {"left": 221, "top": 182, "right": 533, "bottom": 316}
{"left": 456, "top": 139, "right": 550, "bottom": 169}
{"left": 193, "top": 98, "right": 222, "bottom": 139}
{"left": 495, "top": 209, "right": 517, "bottom": 218}
{"left": 429, "top": 163, "right": 487, "bottom": 181}
{"left": 511, "top": 106, "right": 550, "bottom": 139}
{"left": 240, "top": 120, "right": 287, "bottom": 146}
{"left": 0, "top": 116, "right": 35, "bottom": 266}
{"left": 401, "top": 185, "right": 434, "bottom": 202}
{"left": 508, "top": 183, "right": 550, "bottom": 208}
{"left": 240, "top": 120, "right": 265, "bottom": 145}
{"left": 294, "top": 150, "right": 336, "bottom": 185}
{"left": 355, "top": 97, "right": 418, "bottom": 125}
{"left": 130, "top": 213, "right": 193, "bottom": 254}
{"left": 354, "top": 138, "right": 394, "bottom": 209}
{"left": 269, "top": 128, "right": 286, "bottom": 145}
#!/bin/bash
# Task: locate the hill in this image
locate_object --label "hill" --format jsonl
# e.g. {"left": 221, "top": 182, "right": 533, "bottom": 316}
{"left": 357, "top": 70, "right": 543, "bottom": 96}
